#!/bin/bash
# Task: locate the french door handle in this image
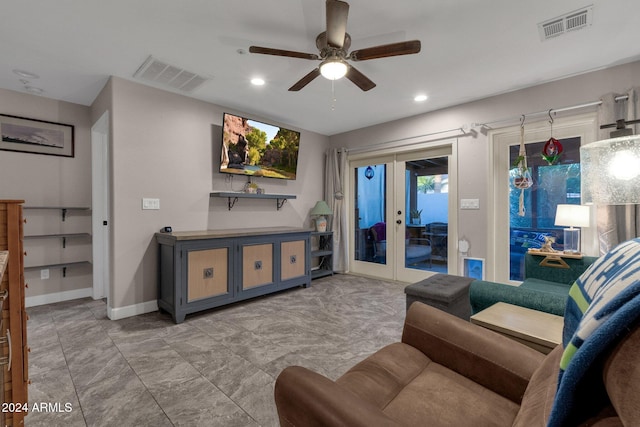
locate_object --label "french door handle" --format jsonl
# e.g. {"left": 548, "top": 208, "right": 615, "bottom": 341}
{"left": 396, "top": 220, "right": 402, "bottom": 225}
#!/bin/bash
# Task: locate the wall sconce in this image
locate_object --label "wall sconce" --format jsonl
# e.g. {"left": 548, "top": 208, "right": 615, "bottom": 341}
{"left": 581, "top": 135, "right": 640, "bottom": 205}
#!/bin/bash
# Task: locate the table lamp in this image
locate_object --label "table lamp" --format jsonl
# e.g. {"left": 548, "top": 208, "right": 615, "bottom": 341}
{"left": 310, "top": 201, "right": 333, "bottom": 232}
{"left": 554, "top": 204, "right": 590, "bottom": 254}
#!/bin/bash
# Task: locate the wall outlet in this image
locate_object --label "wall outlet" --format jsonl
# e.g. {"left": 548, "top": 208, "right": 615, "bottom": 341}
{"left": 142, "top": 198, "right": 160, "bottom": 210}
{"left": 41, "top": 269, "right": 50, "bottom": 280}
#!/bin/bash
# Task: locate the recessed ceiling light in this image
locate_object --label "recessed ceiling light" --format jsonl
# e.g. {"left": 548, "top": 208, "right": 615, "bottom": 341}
{"left": 414, "top": 94, "right": 428, "bottom": 102}
{"left": 13, "top": 69, "right": 39, "bottom": 79}
{"left": 251, "top": 78, "right": 265, "bottom": 86}
{"left": 24, "top": 86, "right": 45, "bottom": 95}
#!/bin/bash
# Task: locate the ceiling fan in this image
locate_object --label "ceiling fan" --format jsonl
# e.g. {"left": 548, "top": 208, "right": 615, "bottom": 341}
{"left": 249, "top": 0, "right": 421, "bottom": 92}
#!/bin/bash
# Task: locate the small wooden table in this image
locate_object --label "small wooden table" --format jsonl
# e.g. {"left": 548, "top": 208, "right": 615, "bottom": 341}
{"left": 470, "top": 302, "right": 563, "bottom": 354}
{"left": 527, "top": 249, "right": 583, "bottom": 269}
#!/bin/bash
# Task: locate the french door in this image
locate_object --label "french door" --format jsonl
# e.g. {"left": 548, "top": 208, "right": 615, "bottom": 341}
{"left": 350, "top": 146, "right": 456, "bottom": 282}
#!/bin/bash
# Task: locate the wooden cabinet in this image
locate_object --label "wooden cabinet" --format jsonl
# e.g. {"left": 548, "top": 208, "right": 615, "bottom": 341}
{"left": 157, "top": 227, "right": 311, "bottom": 323}
{"left": 0, "top": 200, "right": 28, "bottom": 427}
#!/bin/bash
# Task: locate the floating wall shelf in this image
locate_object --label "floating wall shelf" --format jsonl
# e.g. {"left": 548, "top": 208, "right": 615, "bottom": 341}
{"left": 210, "top": 192, "right": 296, "bottom": 211}
{"left": 25, "top": 261, "right": 92, "bottom": 277}
{"left": 24, "top": 233, "right": 91, "bottom": 248}
{"left": 23, "top": 206, "right": 91, "bottom": 221}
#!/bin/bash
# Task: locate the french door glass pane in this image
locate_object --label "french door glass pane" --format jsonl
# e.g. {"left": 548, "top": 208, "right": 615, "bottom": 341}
{"left": 508, "top": 137, "right": 581, "bottom": 280}
{"left": 405, "top": 157, "right": 448, "bottom": 272}
{"left": 354, "top": 164, "right": 386, "bottom": 264}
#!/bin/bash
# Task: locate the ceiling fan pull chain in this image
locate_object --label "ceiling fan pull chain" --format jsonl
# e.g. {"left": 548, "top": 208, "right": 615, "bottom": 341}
{"left": 331, "top": 79, "right": 337, "bottom": 111}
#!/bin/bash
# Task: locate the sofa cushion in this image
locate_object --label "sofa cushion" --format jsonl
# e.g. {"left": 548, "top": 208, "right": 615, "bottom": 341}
{"left": 470, "top": 280, "right": 567, "bottom": 316}
{"left": 524, "top": 253, "right": 598, "bottom": 285}
{"left": 520, "top": 278, "right": 571, "bottom": 295}
{"left": 337, "top": 342, "right": 520, "bottom": 426}
{"left": 513, "top": 344, "right": 562, "bottom": 426}
{"left": 603, "top": 324, "right": 640, "bottom": 426}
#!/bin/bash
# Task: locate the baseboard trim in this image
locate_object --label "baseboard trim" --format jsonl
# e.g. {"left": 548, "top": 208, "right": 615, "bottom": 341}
{"left": 25, "top": 287, "right": 93, "bottom": 308}
{"left": 107, "top": 300, "right": 158, "bottom": 320}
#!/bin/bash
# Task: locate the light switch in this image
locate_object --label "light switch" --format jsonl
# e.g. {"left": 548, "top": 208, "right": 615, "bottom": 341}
{"left": 41, "top": 269, "right": 50, "bottom": 280}
{"left": 142, "top": 198, "right": 160, "bottom": 210}
{"left": 460, "top": 198, "right": 480, "bottom": 210}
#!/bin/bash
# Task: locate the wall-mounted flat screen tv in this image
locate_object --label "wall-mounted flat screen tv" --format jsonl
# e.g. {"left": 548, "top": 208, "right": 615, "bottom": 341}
{"left": 219, "top": 112, "right": 300, "bottom": 180}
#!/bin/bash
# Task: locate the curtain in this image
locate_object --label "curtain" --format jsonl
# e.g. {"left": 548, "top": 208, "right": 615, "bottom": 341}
{"left": 325, "top": 148, "right": 348, "bottom": 272}
{"left": 595, "top": 88, "right": 640, "bottom": 254}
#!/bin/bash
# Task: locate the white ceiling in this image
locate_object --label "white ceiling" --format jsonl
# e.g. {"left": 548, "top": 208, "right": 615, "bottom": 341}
{"left": 2, "top": 0, "right": 640, "bottom": 136}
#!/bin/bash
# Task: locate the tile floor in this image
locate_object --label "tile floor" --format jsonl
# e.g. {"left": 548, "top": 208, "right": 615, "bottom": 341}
{"left": 26, "top": 274, "right": 408, "bottom": 426}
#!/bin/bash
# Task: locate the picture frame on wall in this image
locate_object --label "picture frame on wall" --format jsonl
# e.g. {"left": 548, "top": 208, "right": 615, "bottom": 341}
{"left": 0, "top": 114, "right": 74, "bottom": 157}
{"left": 463, "top": 257, "right": 485, "bottom": 280}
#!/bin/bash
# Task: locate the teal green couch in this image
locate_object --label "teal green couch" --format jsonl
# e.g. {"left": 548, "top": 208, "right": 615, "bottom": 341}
{"left": 469, "top": 253, "right": 598, "bottom": 316}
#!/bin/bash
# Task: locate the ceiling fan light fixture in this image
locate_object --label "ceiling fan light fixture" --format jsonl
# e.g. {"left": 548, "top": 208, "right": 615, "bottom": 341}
{"left": 320, "top": 58, "right": 348, "bottom": 80}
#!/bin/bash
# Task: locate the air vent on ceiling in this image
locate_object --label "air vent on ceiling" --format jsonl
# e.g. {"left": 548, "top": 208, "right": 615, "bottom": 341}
{"left": 538, "top": 5, "right": 593, "bottom": 41}
{"left": 133, "top": 56, "right": 210, "bottom": 92}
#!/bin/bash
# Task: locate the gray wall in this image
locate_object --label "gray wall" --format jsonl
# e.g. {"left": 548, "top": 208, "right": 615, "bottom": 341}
{"left": 1, "top": 79, "right": 328, "bottom": 313}
{"left": 0, "top": 88, "right": 93, "bottom": 302}
{"left": 329, "top": 60, "right": 640, "bottom": 264}
{"left": 98, "top": 77, "right": 328, "bottom": 311}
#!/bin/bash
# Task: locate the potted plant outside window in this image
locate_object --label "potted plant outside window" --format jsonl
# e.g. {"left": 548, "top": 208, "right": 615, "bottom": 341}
{"left": 410, "top": 209, "right": 422, "bottom": 225}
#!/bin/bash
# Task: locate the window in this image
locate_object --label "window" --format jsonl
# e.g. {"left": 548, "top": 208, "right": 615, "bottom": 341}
{"left": 508, "top": 137, "right": 581, "bottom": 280}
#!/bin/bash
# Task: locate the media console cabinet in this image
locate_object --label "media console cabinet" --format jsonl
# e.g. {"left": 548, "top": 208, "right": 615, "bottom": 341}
{"left": 156, "top": 227, "right": 312, "bottom": 323}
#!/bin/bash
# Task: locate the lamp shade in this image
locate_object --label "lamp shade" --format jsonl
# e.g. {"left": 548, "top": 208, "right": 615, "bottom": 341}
{"left": 581, "top": 135, "right": 640, "bottom": 204}
{"left": 310, "top": 201, "right": 333, "bottom": 216}
{"left": 554, "top": 204, "right": 590, "bottom": 228}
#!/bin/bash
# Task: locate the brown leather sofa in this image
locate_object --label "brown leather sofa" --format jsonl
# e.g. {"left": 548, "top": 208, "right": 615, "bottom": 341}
{"left": 274, "top": 302, "right": 640, "bottom": 426}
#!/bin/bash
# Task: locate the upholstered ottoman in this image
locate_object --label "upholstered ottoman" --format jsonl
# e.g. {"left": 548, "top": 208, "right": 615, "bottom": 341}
{"left": 404, "top": 274, "right": 473, "bottom": 320}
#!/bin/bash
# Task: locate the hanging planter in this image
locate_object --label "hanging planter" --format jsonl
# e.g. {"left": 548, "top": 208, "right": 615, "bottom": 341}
{"left": 542, "top": 137, "right": 563, "bottom": 165}
{"left": 513, "top": 118, "right": 533, "bottom": 216}
{"left": 541, "top": 110, "right": 563, "bottom": 165}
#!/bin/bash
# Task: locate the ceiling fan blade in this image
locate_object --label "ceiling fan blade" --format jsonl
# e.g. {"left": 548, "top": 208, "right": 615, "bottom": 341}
{"left": 289, "top": 68, "right": 321, "bottom": 91}
{"left": 326, "top": 0, "right": 349, "bottom": 48}
{"left": 345, "top": 65, "right": 376, "bottom": 91}
{"left": 249, "top": 46, "right": 319, "bottom": 60}
{"left": 349, "top": 40, "right": 421, "bottom": 61}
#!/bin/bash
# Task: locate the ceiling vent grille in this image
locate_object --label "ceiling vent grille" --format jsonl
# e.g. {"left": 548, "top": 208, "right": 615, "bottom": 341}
{"left": 538, "top": 5, "right": 593, "bottom": 41}
{"left": 133, "top": 56, "right": 210, "bottom": 92}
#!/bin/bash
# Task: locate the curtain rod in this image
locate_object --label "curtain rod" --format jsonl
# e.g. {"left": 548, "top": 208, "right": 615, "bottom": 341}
{"left": 340, "top": 94, "right": 631, "bottom": 154}
{"left": 478, "top": 95, "right": 629, "bottom": 128}
{"left": 346, "top": 127, "right": 466, "bottom": 154}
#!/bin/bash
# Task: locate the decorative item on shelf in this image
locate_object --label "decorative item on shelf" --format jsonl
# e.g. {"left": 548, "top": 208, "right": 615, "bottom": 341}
{"left": 555, "top": 204, "right": 590, "bottom": 254}
{"left": 310, "top": 200, "right": 333, "bottom": 232}
{"left": 581, "top": 135, "right": 640, "bottom": 205}
{"left": 541, "top": 110, "right": 563, "bottom": 165}
{"left": 539, "top": 235, "right": 557, "bottom": 253}
{"left": 244, "top": 181, "right": 260, "bottom": 194}
{"left": 409, "top": 209, "right": 422, "bottom": 225}
{"left": 513, "top": 116, "right": 533, "bottom": 216}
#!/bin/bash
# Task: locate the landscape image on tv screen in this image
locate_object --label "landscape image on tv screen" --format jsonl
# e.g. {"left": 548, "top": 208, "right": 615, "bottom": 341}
{"left": 220, "top": 112, "right": 300, "bottom": 180}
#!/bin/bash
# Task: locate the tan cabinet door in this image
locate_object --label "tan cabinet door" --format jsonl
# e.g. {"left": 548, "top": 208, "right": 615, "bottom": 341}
{"left": 242, "top": 243, "right": 273, "bottom": 289}
{"left": 187, "top": 248, "right": 229, "bottom": 302}
{"left": 281, "top": 240, "right": 306, "bottom": 280}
